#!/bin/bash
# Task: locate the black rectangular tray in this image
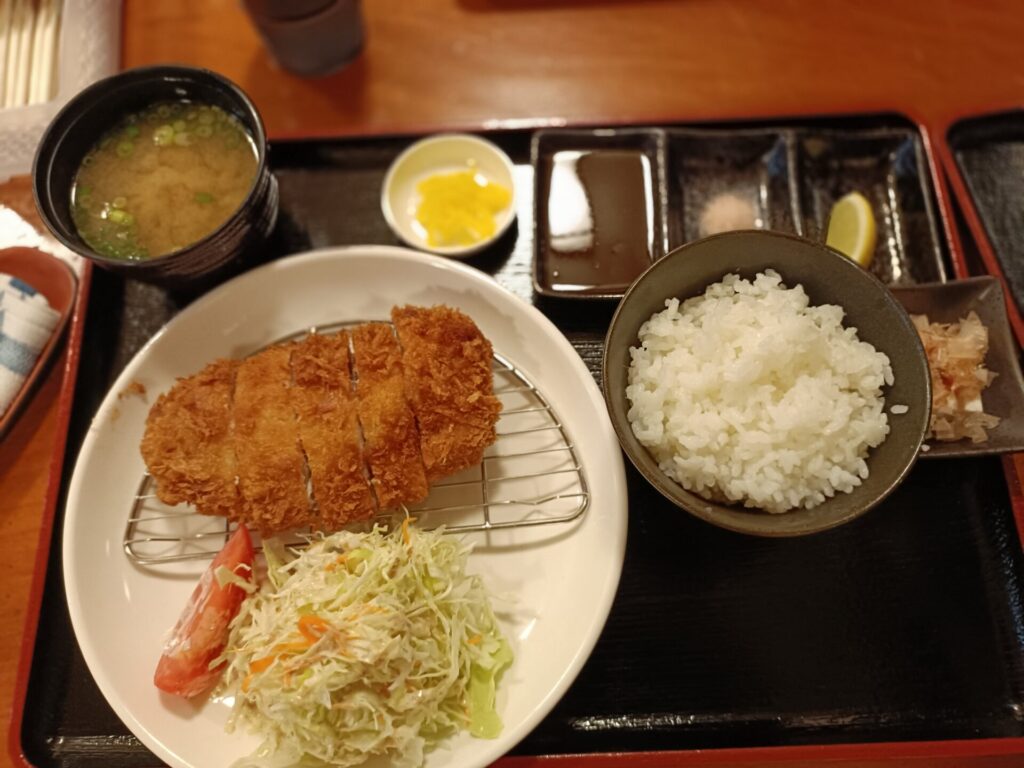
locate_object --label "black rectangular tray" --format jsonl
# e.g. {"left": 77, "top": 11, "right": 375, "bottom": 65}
{"left": 531, "top": 120, "right": 948, "bottom": 299}
{"left": 20, "top": 116, "right": 1024, "bottom": 767}
{"left": 948, "top": 110, "right": 1024, "bottom": 319}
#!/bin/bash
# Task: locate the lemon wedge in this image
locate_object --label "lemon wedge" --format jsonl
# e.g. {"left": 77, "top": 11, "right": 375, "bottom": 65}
{"left": 826, "top": 191, "right": 877, "bottom": 268}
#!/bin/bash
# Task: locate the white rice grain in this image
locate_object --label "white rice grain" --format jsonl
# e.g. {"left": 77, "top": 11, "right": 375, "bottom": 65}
{"left": 625, "top": 270, "right": 892, "bottom": 514}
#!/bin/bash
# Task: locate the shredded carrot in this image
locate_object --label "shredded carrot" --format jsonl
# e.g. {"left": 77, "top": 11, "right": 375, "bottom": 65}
{"left": 248, "top": 638, "right": 315, "bottom": 677}
{"left": 249, "top": 654, "right": 278, "bottom": 674}
{"left": 401, "top": 515, "right": 417, "bottom": 546}
{"left": 241, "top": 673, "right": 254, "bottom": 692}
{"left": 324, "top": 554, "right": 348, "bottom": 572}
{"left": 467, "top": 634, "right": 482, "bottom": 645}
{"left": 298, "top": 614, "right": 332, "bottom": 643}
{"left": 272, "top": 640, "right": 313, "bottom": 654}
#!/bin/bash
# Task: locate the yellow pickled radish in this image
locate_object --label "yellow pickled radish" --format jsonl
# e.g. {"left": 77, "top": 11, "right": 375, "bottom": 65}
{"left": 826, "top": 191, "right": 877, "bottom": 268}
{"left": 414, "top": 169, "right": 512, "bottom": 248}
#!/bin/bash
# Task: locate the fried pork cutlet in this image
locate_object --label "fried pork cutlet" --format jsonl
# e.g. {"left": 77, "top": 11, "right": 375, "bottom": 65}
{"left": 288, "top": 332, "right": 376, "bottom": 529}
{"left": 233, "top": 346, "right": 310, "bottom": 534}
{"left": 140, "top": 358, "right": 240, "bottom": 519}
{"left": 350, "top": 323, "right": 430, "bottom": 510}
{"left": 392, "top": 305, "right": 502, "bottom": 481}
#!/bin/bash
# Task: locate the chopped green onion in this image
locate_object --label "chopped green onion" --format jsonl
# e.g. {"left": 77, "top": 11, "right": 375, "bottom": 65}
{"left": 173, "top": 119, "right": 187, "bottom": 132}
{"left": 108, "top": 209, "right": 129, "bottom": 224}
{"left": 157, "top": 104, "right": 172, "bottom": 118}
{"left": 116, "top": 141, "right": 134, "bottom": 158}
{"left": 198, "top": 112, "right": 214, "bottom": 126}
{"left": 123, "top": 125, "right": 140, "bottom": 139}
{"left": 112, "top": 196, "right": 127, "bottom": 209}
{"left": 194, "top": 192, "right": 215, "bottom": 205}
{"left": 196, "top": 125, "right": 213, "bottom": 138}
{"left": 173, "top": 132, "right": 192, "bottom": 146}
{"left": 153, "top": 125, "right": 175, "bottom": 146}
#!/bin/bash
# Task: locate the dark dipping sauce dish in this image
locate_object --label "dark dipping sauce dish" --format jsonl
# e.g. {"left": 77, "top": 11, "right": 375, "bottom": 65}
{"left": 533, "top": 130, "right": 666, "bottom": 298}
{"left": 33, "top": 65, "right": 278, "bottom": 289}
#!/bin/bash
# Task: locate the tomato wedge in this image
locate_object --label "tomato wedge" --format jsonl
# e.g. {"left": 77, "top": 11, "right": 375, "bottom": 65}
{"left": 154, "top": 525, "right": 254, "bottom": 698}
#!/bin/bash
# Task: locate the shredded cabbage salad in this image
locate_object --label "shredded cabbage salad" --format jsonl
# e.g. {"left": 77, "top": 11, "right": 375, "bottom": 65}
{"left": 217, "top": 522, "right": 512, "bottom": 768}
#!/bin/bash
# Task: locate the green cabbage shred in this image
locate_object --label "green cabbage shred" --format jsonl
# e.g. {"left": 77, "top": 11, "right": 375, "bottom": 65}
{"left": 217, "top": 524, "right": 512, "bottom": 767}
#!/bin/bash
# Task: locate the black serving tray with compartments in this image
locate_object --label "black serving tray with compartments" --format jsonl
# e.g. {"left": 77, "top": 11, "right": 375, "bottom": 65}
{"left": 19, "top": 115, "right": 1024, "bottom": 767}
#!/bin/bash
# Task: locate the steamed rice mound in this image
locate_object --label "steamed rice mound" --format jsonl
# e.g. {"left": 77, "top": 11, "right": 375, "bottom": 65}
{"left": 626, "top": 270, "right": 893, "bottom": 514}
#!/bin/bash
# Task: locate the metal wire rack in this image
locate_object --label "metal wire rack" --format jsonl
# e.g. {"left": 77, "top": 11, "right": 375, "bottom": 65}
{"left": 123, "top": 323, "right": 590, "bottom": 565}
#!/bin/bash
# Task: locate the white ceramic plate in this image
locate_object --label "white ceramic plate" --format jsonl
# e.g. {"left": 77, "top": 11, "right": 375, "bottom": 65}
{"left": 63, "top": 246, "right": 627, "bottom": 768}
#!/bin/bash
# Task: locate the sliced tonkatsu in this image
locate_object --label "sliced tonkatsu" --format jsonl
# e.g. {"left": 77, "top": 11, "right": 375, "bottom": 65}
{"left": 350, "top": 323, "right": 430, "bottom": 510}
{"left": 141, "top": 358, "right": 241, "bottom": 519}
{"left": 141, "top": 305, "right": 502, "bottom": 534}
{"left": 392, "top": 305, "right": 502, "bottom": 481}
{"left": 233, "top": 345, "right": 310, "bottom": 534}
{"left": 288, "top": 332, "right": 376, "bottom": 529}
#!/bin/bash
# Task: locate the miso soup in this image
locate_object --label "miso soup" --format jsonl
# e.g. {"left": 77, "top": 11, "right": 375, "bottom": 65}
{"left": 70, "top": 101, "right": 258, "bottom": 260}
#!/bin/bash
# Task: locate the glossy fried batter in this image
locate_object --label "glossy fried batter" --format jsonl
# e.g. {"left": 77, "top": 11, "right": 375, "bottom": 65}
{"left": 350, "top": 323, "right": 429, "bottom": 510}
{"left": 288, "top": 332, "right": 376, "bottom": 529}
{"left": 392, "top": 305, "right": 501, "bottom": 481}
{"left": 233, "top": 346, "right": 310, "bottom": 534}
{"left": 140, "top": 358, "right": 240, "bottom": 519}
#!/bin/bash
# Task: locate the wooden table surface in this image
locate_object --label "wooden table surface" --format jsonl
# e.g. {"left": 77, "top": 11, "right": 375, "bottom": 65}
{"left": 4, "top": 1, "right": 1024, "bottom": 765}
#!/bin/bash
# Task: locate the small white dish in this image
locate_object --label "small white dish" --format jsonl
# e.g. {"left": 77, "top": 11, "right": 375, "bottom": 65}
{"left": 381, "top": 133, "right": 517, "bottom": 257}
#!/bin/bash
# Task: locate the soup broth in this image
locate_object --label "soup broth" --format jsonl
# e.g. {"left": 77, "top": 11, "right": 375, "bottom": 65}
{"left": 71, "top": 101, "right": 258, "bottom": 260}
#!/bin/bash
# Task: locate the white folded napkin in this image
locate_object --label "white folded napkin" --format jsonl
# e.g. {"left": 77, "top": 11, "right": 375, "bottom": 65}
{"left": 0, "top": 272, "right": 60, "bottom": 417}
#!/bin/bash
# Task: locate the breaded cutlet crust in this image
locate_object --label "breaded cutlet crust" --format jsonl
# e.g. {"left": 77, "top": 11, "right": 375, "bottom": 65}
{"left": 141, "top": 305, "right": 502, "bottom": 533}
{"left": 140, "top": 358, "right": 240, "bottom": 519}
{"left": 288, "top": 332, "right": 376, "bottom": 529}
{"left": 233, "top": 346, "right": 311, "bottom": 533}
{"left": 392, "top": 305, "right": 502, "bottom": 481}
{"left": 350, "top": 323, "right": 430, "bottom": 510}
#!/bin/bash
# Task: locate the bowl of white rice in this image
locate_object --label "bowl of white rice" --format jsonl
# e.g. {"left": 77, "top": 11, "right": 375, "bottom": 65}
{"left": 603, "top": 230, "right": 931, "bottom": 536}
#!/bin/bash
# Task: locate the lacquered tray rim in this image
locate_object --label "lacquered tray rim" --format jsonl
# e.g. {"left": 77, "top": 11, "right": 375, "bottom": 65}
{"left": 8, "top": 261, "right": 92, "bottom": 768}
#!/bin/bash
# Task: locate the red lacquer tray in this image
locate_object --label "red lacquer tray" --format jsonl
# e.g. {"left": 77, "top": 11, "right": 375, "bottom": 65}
{"left": 10, "top": 114, "right": 1024, "bottom": 768}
